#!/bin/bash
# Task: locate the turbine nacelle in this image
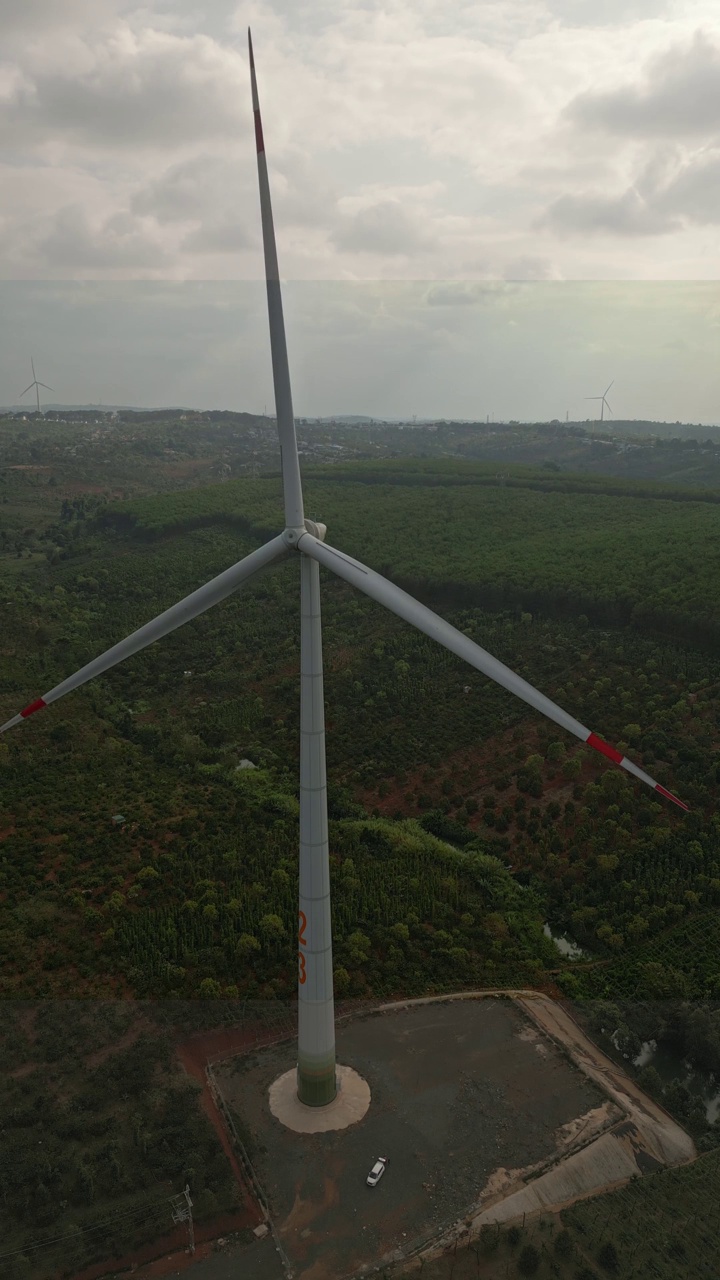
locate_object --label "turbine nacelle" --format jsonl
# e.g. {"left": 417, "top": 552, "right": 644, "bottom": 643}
{"left": 304, "top": 518, "right": 327, "bottom": 542}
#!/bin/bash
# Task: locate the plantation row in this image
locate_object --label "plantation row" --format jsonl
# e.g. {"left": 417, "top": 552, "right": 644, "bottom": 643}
{"left": 97, "top": 465, "right": 720, "bottom": 649}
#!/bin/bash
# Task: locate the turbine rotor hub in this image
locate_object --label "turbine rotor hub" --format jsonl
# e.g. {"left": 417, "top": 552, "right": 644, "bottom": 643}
{"left": 282, "top": 525, "right": 306, "bottom": 548}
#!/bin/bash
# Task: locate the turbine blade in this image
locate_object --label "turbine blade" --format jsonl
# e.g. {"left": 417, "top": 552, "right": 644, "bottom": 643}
{"left": 604, "top": 381, "right": 614, "bottom": 395}
{"left": 604, "top": 400, "right": 613, "bottom": 414}
{"left": 298, "top": 532, "right": 688, "bottom": 811}
{"left": 18, "top": 384, "right": 35, "bottom": 398}
{"left": 248, "top": 28, "right": 305, "bottom": 533}
{"left": 31, "top": 357, "right": 36, "bottom": 378}
{"left": 37, "top": 383, "right": 52, "bottom": 391}
{"left": 0, "top": 534, "right": 288, "bottom": 734}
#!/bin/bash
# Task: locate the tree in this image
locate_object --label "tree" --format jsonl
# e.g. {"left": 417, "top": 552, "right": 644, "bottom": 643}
{"left": 554, "top": 1227, "right": 573, "bottom": 1258}
{"left": 597, "top": 1240, "right": 619, "bottom": 1272}
{"left": 236, "top": 933, "right": 261, "bottom": 957}
{"left": 345, "top": 930, "right": 371, "bottom": 965}
{"left": 259, "top": 913, "right": 286, "bottom": 941}
{"left": 518, "top": 1243, "right": 540, "bottom": 1274}
{"left": 198, "top": 977, "right": 222, "bottom": 998}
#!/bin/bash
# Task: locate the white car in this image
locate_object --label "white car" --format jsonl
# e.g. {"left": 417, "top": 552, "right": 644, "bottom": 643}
{"left": 366, "top": 1157, "right": 387, "bottom": 1187}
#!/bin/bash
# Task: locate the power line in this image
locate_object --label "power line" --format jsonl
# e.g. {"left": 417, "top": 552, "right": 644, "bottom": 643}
{"left": 0, "top": 1194, "right": 172, "bottom": 1263}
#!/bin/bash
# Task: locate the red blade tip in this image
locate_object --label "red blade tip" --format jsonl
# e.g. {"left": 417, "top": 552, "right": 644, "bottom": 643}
{"left": 655, "top": 783, "right": 689, "bottom": 812}
{"left": 586, "top": 732, "right": 623, "bottom": 765}
{"left": 20, "top": 697, "right": 46, "bottom": 719}
{"left": 254, "top": 110, "right": 264, "bottom": 154}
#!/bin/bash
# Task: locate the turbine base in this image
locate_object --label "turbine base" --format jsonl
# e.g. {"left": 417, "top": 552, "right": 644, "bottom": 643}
{"left": 297, "top": 1062, "right": 337, "bottom": 1107}
{"left": 268, "top": 1064, "right": 370, "bottom": 1133}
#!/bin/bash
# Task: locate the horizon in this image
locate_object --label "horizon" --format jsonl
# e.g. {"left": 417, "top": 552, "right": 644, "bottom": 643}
{"left": 2, "top": 403, "right": 718, "bottom": 431}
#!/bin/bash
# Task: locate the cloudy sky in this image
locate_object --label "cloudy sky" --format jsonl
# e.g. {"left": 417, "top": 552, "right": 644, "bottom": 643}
{"left": 1, "top": 0, "right": 719, "bottom": 421}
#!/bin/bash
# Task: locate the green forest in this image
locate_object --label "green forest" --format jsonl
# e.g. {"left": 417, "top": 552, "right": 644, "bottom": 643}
{"left": 1, "top": 454, "right": 719, "bottom": 1275}
{"left": 103, "top": 462, "right": 720, "bottom": 648}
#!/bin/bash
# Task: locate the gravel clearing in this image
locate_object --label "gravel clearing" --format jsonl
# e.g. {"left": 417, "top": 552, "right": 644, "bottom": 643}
{"left": 215, "top": 997, "right": 605, "bottom": 1279}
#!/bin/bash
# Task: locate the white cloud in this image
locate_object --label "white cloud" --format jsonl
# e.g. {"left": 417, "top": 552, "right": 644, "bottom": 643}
{"left": 565, "top": 30, "right": 720, "bottom": 138}
{"left": 1, "top": 0, "right": 720, "bottom": 287}
{"left": 35, "top": 204, "right": 172, "bottom": 270}
{"left": 502, "top": 254, "right": 561, "bottom": 280}
{"left": 0, "top": 25, "right": 246, "bottom": 152}
{"left": 180, "top": 219, "right": 255, "bottom": 253}
{"left": 539, "top": 188, "right": 681, "bottom": 236}
{"left": 654, "top": 148, "right": 720, "bottom": 223}
{"left": 331, "top": 200, "right": 437, "bottom": 256}
{"left": 0, "top": 0, "right": 131, "bottom": 37}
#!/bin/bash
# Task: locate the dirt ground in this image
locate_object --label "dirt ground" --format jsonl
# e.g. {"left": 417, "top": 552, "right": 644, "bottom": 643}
{"left": 109, "top": 1232, "right": 286, "bottom": 1280}
{"left": 215, "top": 997, "right": 605, "bottom": 1280}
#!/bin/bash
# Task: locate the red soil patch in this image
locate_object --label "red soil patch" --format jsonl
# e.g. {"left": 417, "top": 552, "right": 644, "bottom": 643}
{"left": 72, "top": 1213, "right": 255, "bottom": 1280}
{"left": 8, "top": 1062, "right": 37, "bottom": 1079}
{"left": 70, "top": 1020, "right": 286, "bottom": 1280}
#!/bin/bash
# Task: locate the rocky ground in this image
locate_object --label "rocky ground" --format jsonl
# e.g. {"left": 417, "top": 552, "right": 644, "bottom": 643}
{"left": 215, "top": 997, "right": 605, "bottom": 1280}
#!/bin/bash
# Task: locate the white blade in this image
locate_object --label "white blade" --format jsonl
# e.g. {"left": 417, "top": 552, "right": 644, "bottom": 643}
{"left": 298, "top": 531, "right": 688, "bottom": 811}
{"left": 248, "top": 29, "right": 304, "bottom": 535}
{"left": 0, "top": 534, "right": 288, "bottom": 733}
{"left": 19, "top": 383, "right": 35, "bottom": 398}
{"left": 37, "top": 382, "right": 53, "bottom": 391}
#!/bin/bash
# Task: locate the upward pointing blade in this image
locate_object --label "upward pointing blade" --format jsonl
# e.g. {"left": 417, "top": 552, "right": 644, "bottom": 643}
{"left": 248, "top": 29, "right": 304, "bottom": 533}
{"left": 298, "top": 531, "right": 688, "bottom": 811}
{"left": 0, "top": 535, "right": 288, "bottom": 734}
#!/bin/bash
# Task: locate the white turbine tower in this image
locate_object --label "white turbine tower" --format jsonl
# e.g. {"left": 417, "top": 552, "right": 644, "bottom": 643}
{"left": 586, "top": 381, "right": 614, "bottom": 423}
{"left": 19, "top": 357, "right": 53, "bottom": 415}
{"left": 0, "top": 36, "right": 687, "bottom": 1113}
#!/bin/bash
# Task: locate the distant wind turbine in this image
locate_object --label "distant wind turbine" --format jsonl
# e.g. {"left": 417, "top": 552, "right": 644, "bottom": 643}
{"left": 585, "top": 381, "right": 614, "bottom": 422}
{"left": 0, "top": 36, "right": 687, "bottom": 1115}
{"left": 19, "top": 357, "right": 52, "bottom": 415}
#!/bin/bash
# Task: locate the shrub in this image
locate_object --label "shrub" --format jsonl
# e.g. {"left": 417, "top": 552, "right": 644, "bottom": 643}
{"left": 479, "top": 1223, "right": 500, "bottom": 1254}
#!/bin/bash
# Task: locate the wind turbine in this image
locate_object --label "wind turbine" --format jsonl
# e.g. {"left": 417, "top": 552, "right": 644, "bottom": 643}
{"left": 586, "top": 381, "right": 614, "bottom": 423}
{"left": 0, "top": 34, "right": 687, "bottom": 1112}
{"left": 19, "top": 357, "right": 53, "bottom": 415}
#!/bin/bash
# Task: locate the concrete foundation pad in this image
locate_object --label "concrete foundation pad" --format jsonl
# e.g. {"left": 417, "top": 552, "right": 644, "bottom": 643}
{"left": 268, "top": 1063, "right": 371, "bottom": 1133}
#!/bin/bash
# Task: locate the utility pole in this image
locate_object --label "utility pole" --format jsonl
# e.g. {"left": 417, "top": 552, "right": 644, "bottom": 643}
{"left": 170, "top": 1185, "right": 195, "bottom": 1254}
